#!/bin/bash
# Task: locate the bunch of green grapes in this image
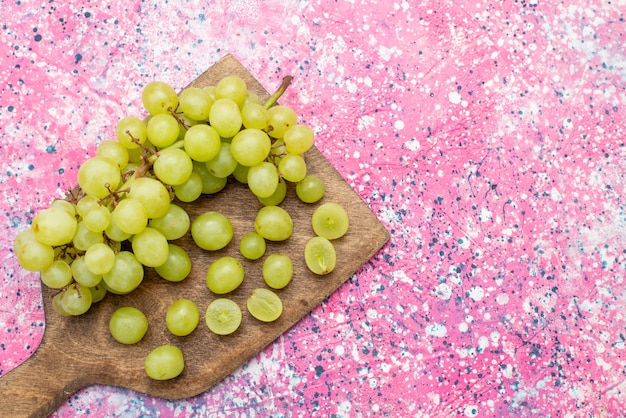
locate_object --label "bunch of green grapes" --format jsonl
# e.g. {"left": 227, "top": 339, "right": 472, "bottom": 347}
{"left": 12, "top": 72, "right": 350, "bottom": 380}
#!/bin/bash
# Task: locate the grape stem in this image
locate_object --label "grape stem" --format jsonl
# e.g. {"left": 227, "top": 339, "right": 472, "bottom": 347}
{"left": 264, "top": 76, "right": 294, "bottom": 109}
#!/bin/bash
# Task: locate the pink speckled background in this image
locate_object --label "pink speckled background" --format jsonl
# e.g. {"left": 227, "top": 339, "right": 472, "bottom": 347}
{"left": 2, "top": 0, "right": 626, "bottom": 416}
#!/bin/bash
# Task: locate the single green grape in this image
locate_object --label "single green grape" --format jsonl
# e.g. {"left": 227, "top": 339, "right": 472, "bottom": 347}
{"left": 254, "top": 205, "right": 293, "bottom": 241}
{"left": 206, "top": 256, "right": 244, "bottom": 294}
{"left": 71, "top": 256, "right": 103, "bottom": 287}
{"left": 304, "top": 236, "right": 337, "bottom": 275}
{"left": 61, "top": 283, "right": 93, "bottom": 316}
{"left": 83, "top": 205, "right": 111, "bottom": 233}
{"left": 52, "top": 292, "right": 71, "bottom": 317}
{"left": 205, "top": 298, "right": 242, "bottom": 335}
{"left": 127, "top": 176, "right": 172, "bottom": 219}
{"left": 132, "top": 227, "right": 169, "bottom": 268}
{"left": 258, "top": 178, "right": 287, "bottom": 206}
{"left": 216, "top": 74, "right": 248, "bottom": 107}
{"left": 40, "top": 260, "right": 73, "bottom": 289}
{"left": 144, "top": 345, "right": 185, "bottom": 381}
{"left": 76, "top": 194, "right": 100, "bottom": 218}
{"left": 283, "top": 124, "right": 315, "bottom": 154}
{"left": 32, "top": 206, "right": 78, "bottom": 247}
{"left": 267, "top": 105, "right": 298, "bottom": 139}
{"left": 49, "top": 199, "right": 76, "bottom": 217}
{"left": 84, "top": 242, "right": 116, "bottom": 276}
{"left": 193, "top": 160, "right": 229, "bottom": 194}
{"left": 209, "top": 98, "right": 242, "bottom": 138}
{"left": 239, "top": 232, "right": 266, "bottom": 260}
{"left": 142, "top": 81, "right": 179, "bottom": 115}
{"left": 15, "top": 232, "right": 55, "bottom": 272}
{"left": 89, "top": 283, "right": 107, "bottom": 303}
{"left": 153, "top": 148, "right": 193, "bottom": 186}
{"left": 278, "top": 153, "right": 307, "bottom": 183}
{"left": 115, "top": 116, "right": 147, "bottom": 149}
{"left": 155, "top": 244, "right": 192, "bottom": 282}
{"left": 311, "top": 202, "right": 349, "bottom": 240}
{"left": 166, "top": 298, "right": 200, "bottom": 336}
{"left": 205, "top": 142, "right": 238, "bottom": 178}
{"left": 191, "top": 211, "right": 233, "bottom": 251}
{"left": 247, "top": 161, "right": 279, "bottom": 198}
{"left": 179, "top": 86, "right": 213, "bottom": 121}
{"left": 173, "top": 171, "right": 203, "bottom": 202}
{"left": 247, "top": 288, "right": 283, "bottom": 322}
{"left": 104, "top": 215, "right": 132, "bottom": 242}
{"left": 146, "top": 113, "right": 180, "bottom": 148}
{"left": 184, "top": 124, "right": 221, "bottom": 162}
{"left": 262, "top": 254, "right": 293, "bottom": 289}
{"left": 112, "top": 197, "right": 148, "bottom": 235}
{"left": 230, "top": 128, "right": 271, "bottom": 167}
{"left": 97, "top": 139, "right": 129, "bottom": 170}
{"left": 148, "top": 203, "right": 190, "bottom": 240}
{"left": 102, "top": 251, "right": 144, "bottom": 294}
{"left": 241, "top": 102, "right": 269, "bottom": 130}
{"left": 296, "top": 174, "right": 326, "bottom": 203}
{"left": 109, "top": 306, "right": 149, "bottom": 344}
{"left": 72, "top": 221, "right": 104, "bottom": 252}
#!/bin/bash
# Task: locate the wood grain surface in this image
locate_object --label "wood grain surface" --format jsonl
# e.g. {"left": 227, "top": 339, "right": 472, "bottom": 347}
{"left": 0, "top": 55, "right": 390, "bottom": 418}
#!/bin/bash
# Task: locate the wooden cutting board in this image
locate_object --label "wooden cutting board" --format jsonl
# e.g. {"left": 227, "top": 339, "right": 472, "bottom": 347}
{"left": 0, "top": 55, "right": 390, "bottom": 418}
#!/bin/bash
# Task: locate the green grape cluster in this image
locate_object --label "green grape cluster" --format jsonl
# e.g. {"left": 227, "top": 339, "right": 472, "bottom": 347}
{"left": 12, "top": 72, "right": 349, "bottom": 380}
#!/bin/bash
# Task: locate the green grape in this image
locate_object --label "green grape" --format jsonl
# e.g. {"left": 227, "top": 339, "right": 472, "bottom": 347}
{"left": 241, "top": 102, "right": 269, "bottom": 130}
{"left": 283, "top": 124, "right": 315, "bottom": 155}
{"left": 267, "top": 105, "right": 298, "bottom": 139}
{"left": 239, "top": 232, "right": 266, "bottom": 260}
{"left": 278, "top": 153, "right": 307, "bottom": 183}
{"left": 148, "top": 203, "right": 190, "bottom": 240}
{"left": 184, "top": 124, "right": 221, "bottom": 162}
{"left": 296, "top": 174, "right": 325, "bottom": 203}
{"left": 49, "top": 199, "right": 76, "bottom": 217}
{"left": 244, "top": 91, "right": 262, "bottom": 106}
{"left": 258, "top": 177, "right": 287, "bottom": 206}
{"left": 41, "top": 260, "right": 73, "bottom": 289}
{"left": 304, "top": 236, "right": 336, "bottom": 275}
{"left": 166, "top": 298, "right": 199, "bottom": 336}
{"left": 193, "top": 160, "right": 228, "bottom": 194}
{"left": 97, "top": 139, "right": 129, "bottom": 170}
{"left": 262, "top": 254, "right": 293, "bottom": 289}
{"left": 104, "top": 215, "right": 132, "bottom": 242}
{"left": 112, "top": 197, "right": 148, "bottom": 235}
{"left": 73, "top": 221, "right": 104, "bottom": 252}
{"left": 311, "top": 202, "right": 349, "bottom": 240}
{"left": 246, "top": 288, "right": 283, "bottom": 322}
{"left": 115, "top": 116, "right": 147, "bottom": 149}
{"left": 191, "top": 211, "right": 234, "bottom": 251}
{"left": 52, "top": 292, "right": 71, "bottom": 317}
{"left": 230, "top": 128, "right": 271, "bottom": 167}
{"left": 208, "top": 98, "right": 242, "bottom": 138}
{"left": 84, "top": 242, "right": 116, "bottom": 276}
{"left": 142, "top": 81, "right": 179, "bottom": 115}
{"left": 232, "top": 163, "right": 249, "bottom": 184}
{"left": 127, "top": 177, "right": 172, "bottom": 219}
{"left": 89, "top": 283, "right": 107, "bottom": 303}
{"left": 203, "top": 85, "right": 217, "bottom": 101}
{"left": 144, "top": 345, "right": 185, "bottom": 381}
{"left": 173, "top": 171, "right": 203, "bottom": 202}
{"left": 71, "top": 256, "right": 102, "bottom": 287}
{"left": 83, "top": 205, "right": 111, "bottom": 233}
{"left": 102, "top": 251, "right": 144, "bottom": 294}
{"left": 247, "top": 161, "right": 279, "bottom": 198}
{"left": 206, "top": 256, "right": 244, "bottom": 294}
{"left": 61, "top": 283, "right": 93, "bottom": 316}
{"left": 132, "top": 227, "right": 169, "bottom": 268}
{"left": 14, "top": 232, "right": 55, "bottom": 272}
{"left": 146, "top": 113, "right": 180, "bottom": 148}
{"left": 155, "top": 244, "right": 192, "bottom": 282}
{"left": 13, "top": 227, "right": 36, "bottom": 252}
{"left": 109, "top": 306, "right": 149, "bottom": 344}
{"left": 76, "top": 194, "right": 99, "bottom": 218}
{"left": 205, "top": 298, "right": 242, "bottom": 335}
{"left": 179, "top": 86, "right": 213, "bottom": 121}
{"left": 32, "top": 207, "right": 77, "bottom": 247}
{"left": 270, "top": 137, "right": 286, "bottom": 158}
{"left": 254, "top": 205, "right": 293, "bottom": 241}
{"left": 175, "top": 113, "right": 198, "bottom": 141}
{"left": 78, "top": 156, "right": 122, "bottom": 199}
{"left": 153, "top": 148, "right": 193, "bottom": 186}
{"left": 216, "top": 74, "right": 248, "bottom": 107}
{"left": 205, "top": 141, "right": 238, "bottom": 178}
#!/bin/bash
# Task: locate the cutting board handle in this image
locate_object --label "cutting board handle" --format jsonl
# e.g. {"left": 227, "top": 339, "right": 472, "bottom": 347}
{"left": 0, "top": 338, "right": 83, "bottom": 418}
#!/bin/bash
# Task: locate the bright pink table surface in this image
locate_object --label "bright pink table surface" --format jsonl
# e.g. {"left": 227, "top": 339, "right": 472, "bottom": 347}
{"left": 1, "top": 0, "right": 625, "bottom": 416}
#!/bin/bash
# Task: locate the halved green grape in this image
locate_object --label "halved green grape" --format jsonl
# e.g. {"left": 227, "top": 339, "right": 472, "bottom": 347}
{"left": 112, "top": 197, "right": 148, "bottom": 235}
{"left": 258, "top": 178, "right": 287, "bottom": 206}
{"left": 132, "top": 227, "right": 169, "bottom": 268}
{"left": 267, "top": 105, "right": 298, "bottom": 139}
{"left": 247, "top": 161, "right": 279, "bottom": 198}
{"left": 239, "top": 232, "right": 266, "bottom": 260}
{"left": 296, "top": 174, "right": 326, "bottom": 203}
{"left": 166, "top": 298, "right": 199, "bottom": 337}
{"left": 278, "top": 153, "right": 307, "bottom": 183}
{"left": 191, "top": 211, "right": 233, "bottom": 251}
{"left": 205, "top": 142, "right": 238, "bottom": 178}
{"left": 115, "top": 116, "right": 147, "bottom": 149}
{"left": 262, "top": 254, "right": 293, "bottom": 289}
{"left": 109, "top": 306, "right": 149, "bottom": 344}
{"left": 230, "top": 128, "right": 271, "bottom": 167}
{"left": 155, "top": 244, "right": 192, "bottom": 282}
{"left": 71, "top": 256, "right": 102, "bottom": 287}
{"left": 145, "top": 345, "right": 184, "bottom": 381}
{"left": 304, "top": 236, "right": 337, "bottom": 275}
{"left": 97, "top": 139, "right": 129, "bottom": 170}
{"left": 32, "top": 207, "right": 77, "bottom": 247}
{"left": 142, "top": 81, "right": 179, "bottom": 115}
{"left": 311, "top": 202, "right": 349, "bottom": 240}
{"left": 209, "top": 98, "right": 242, "bottom": 138}
{"left": 254, "top": 205, "right": 293, "bottom": 241}
{"left": 179, "top": 86, "right": 213, "bottom": 121}
{"left": 216, "top": 74, "right": 248, "bottom": 107}
{"left": 206, "top": 256, "right": 244, "bottom": 294}
{"left": 184, "top": 124, "right": 221, "bottom": 162}
{"left": 61, "top": 283, "right": 93, "bottom": 316}
{"left": 146, "top": 113, "right": 180, "bottom": 148}
{"left": 84, "top": 242, "right": 116, "bottom": 276}
{"left": 173, "top": 171, "right": 203, "bottom": 202}
{"left": 40, "top": 260, "right": 73, "bottom": 289}
{"left": 246, "top": 288, "right": 283, "bottom": 322}
{"left": 205, "top": 298, "right": 242, "bottom": 335}
{"left": 153, "top": 148, "right": 193, "bottom": 186}
{"left": 127, "top": 176, "right": 172, "bottom": 219}
{"left": 148, "top": 203, "right": 190, "bottom": 240}
{"left": 102, "top": 251, "right": 144, "bottom": 294}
